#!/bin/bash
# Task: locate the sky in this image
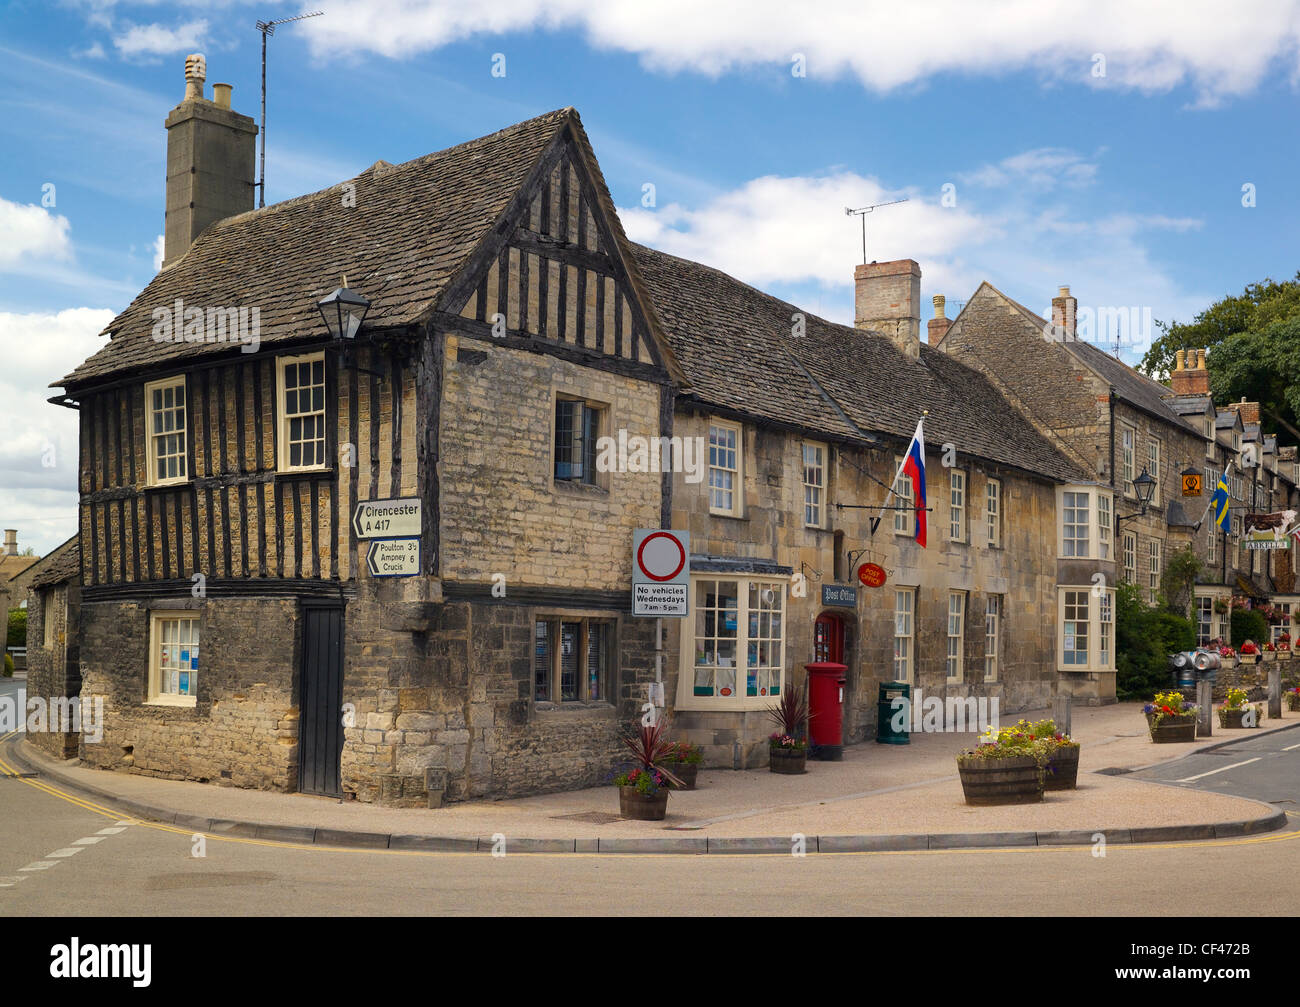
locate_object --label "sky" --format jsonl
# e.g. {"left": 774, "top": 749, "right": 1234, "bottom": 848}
{"left": 2, "top": 0, "right": 1299, "bottom": 555}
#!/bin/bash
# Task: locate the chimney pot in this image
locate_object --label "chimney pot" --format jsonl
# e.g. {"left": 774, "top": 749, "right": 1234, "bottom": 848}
{"left": 184, "top": 53, "right": 206, "bottom": 101}
{"left": 927, "top": 293, "right": 951, "bottom": 349}
{"left": 213, "top": 83, "right": 232, "bottom": 110}
{"left": 1051, "top": 286, "right": 1077, "bottom": 341}
{"left": 2, "top": 529, "right": 16, "bottom": 556}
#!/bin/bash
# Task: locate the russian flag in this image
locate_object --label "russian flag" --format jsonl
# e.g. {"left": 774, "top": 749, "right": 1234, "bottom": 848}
{"left": 902, "top": 419, "right": 927, "bottom": 547}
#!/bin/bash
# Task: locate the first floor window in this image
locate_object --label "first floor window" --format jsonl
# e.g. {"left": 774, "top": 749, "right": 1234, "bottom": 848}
{"left": 708, "top": 421, "right": 742, "bottom": 515}
{"left": 1149, "top": 539, "right": 1162, "bottom": 604}
{"left": 894, "top": 457, "right": 914, "bottom": 535}
{"left": 894, "top": 588, "right": 915, "bottom": 682}
{"left": 689, "top": 577, "right": 785, "bottom": 700}
{"left": 41, "top": 588, "right": 55, "bottom": 648}
{"left": 1123, "top": 532, "right": 1137, "bottom": 583}
{"left": 1121, "top": 425, "right": 1136, "bottom": 495}
{"left": 149, "top": 614, "right": 199, "bottom": 704}
{"left": 555, "top": 397, "right": 603, "bottom": 485}
{"left": 1147, "top": 438, "right": 1162, "bottom": 505}
{"left": 1062, "top": 491, "right": 1090, "bottom": 556}
{"left": 1098, "top": 493, "right": 1112, "bottom": 559}
{"left": 803, "top": 442, "right": 826, "bottom": 528}
{"left": 534, "top": 617, "right": 612, "bottom": 703}
{"left": 986, "top": 479, "right": 1002, "bottom": 547}
{"left": 145, "top": 376, "right": 188, "bottom": 485}
{"left": 946, "top": 591, "right": 965, "bottom": 681}
{"left": 1063, "top": 591, "right": 1089, "bottom": 666}
{"left": 949, "top": 470, "right": 966, "bottom": 542}
{"left": 984, "top": 595, "right": 1000, "bottom": 682}
{"left": 1196, "top": 596, "right": 1213, "bottom": 646}
{"left": 278, "top": 353, "right": 326, "bottom": 471}
{"left": 1208, "top": 522, "right": 1217, "bottom": 565}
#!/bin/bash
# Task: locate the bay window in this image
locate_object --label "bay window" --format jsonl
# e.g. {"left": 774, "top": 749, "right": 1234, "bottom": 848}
{"left": 1058, "top": 587, "right": 1116, "bottom": 673}
{"left": 682, "top": 577, "right": 786, "bottom": 706}
{"left": 1057, "top": 486, "right": 1114, "bottom": 560}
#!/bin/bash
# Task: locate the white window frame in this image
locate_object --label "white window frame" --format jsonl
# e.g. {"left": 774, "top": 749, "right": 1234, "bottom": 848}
{"left": 986, "top": 478, "right": 1002, "bottom": 548}
{"left": 1062, "top": 490, "right": 1090, "bottom": 557}
{"left": 949, "top": 470, "right": 967, "bottom": 543}
{"left": 894, "top": 456, "right": 914, "bottom": 536}
{"left": 708, "top": 420, "right": 743, "bottom": 517}
{"left": 803, "top": 441, "right": 827, "bottom": 529}
{"left": 946, "top": 591, "right": 965, "bottom": 682}
{"left": 276, "top": 352, "right": 328, "bottom": 473}
{"left": 1147, "top": 437, "right": 1162, "bottom": 506}
{"left": 144, "top": 375, "right": 188, "bottom": 487}
{"left": 147, "top": 612, "right": 199, "bottom": 707}
{"left": 1122, "top": 531, "right": 1137, "bottom": 583}
{"left": 893, "top": 587, "right": 915, "bottom": 683}
{"left": 1208, "top": 518, "right": 1216, "bottom": 565}
{"left": 1271, "top": 603, "right": 1293, "bottom": 644}
{"left": 1149, "top": 538, "right": 1162, "bottom": 604}
{"left": 677, "top": 576, "right": 787, "bottom": 710}
{"left": 1058, "top": 486, "right": 1113, "bottom": 560}
{"left": 1121, "top": 424, "right": 1136, "bottom": 497}
{"left": 1098, "top": 492, "right": 1112, "bottom": 560}
{"left": 1195, "top": 595, "right": 1213, "bottom": 646}
{"left": 984, "top": 594, "right": 1000, "bottom": 682}
{"left": 1058, "top": 587, "right": 1115, "bottom": 672}
{"left": 1100, "top": 590, "right": 1113, "bottom": 669}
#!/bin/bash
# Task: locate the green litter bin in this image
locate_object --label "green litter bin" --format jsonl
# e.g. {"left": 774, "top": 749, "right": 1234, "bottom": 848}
{"left": 877, "top": 681, "right": 911, "bottom": 744}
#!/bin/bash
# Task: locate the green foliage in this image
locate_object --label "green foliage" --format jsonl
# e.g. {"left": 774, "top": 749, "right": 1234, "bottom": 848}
{"left": 6, "top": 609, "right": 25, "bottom": 648}
{"left": 1159, "top": 546, "right": 1202, "bottom": 618}
{"left": 1230, "top": 608, "right": 1269, "bottom": 648}
{"left": 2, "top": 652, "right": 12, "bottom": 677}
{"left": 1140, "top": 274, "right": 1300, "bottom": 444}
{"left": 1115, "top": 583, "right": 1197, "bottom": 700}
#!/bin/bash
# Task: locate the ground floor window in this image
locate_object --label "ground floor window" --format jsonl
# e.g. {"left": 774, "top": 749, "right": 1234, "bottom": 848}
{"left": 1057, "top": 587, "right": 1116, "bottom": 673}
{"left": 1196, "top": 595, "right": 1213, "bottom": 645}
{"left": 1271, "top": 602, "right": 1293, "bottom": 643}
{"left": 149, "top": 613, "right": 199, "bottom": 705}
{"left": 534, "top": 617, "right": 613, "bottom": 703}
{"left": 984, "top": 594, "right": 1000, "bottom": 682}
{"left": 894, "top": 587, "right": 914, "bottom": 682}
{"left": 685, "top": 576, "right": 787, "bottom": 702}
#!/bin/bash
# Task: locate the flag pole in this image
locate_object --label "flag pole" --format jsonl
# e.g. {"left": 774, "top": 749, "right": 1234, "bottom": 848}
{"left": 871, "top": 413, "right": 926, "bottom": 535}
{"left": 1193, "top": 459, "right": 1233, "bottom": 532}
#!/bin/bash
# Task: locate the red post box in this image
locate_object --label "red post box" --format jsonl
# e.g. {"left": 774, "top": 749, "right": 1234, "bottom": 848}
{"left": 805, "top": 661, "right": 847, "bottom": 760}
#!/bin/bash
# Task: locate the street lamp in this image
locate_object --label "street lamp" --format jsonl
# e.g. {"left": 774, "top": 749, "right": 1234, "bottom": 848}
{"left": 316, "top": 283, "right": 371, "bottom": 341}
{"left": 1118, "top": 467, "right": 1158, "bottom": 523}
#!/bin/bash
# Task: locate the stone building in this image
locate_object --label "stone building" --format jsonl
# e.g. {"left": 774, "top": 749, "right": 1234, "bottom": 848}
{"left": 21, "top": 538, "right": 81, "bottom": 759}
{"left": 47, "top": 55, "right": 1110, "bottom": 806}
{"left": 0, "top": 529, "right": 40, "bottom": 622}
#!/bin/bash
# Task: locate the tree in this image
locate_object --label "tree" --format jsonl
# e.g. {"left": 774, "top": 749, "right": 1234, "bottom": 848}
{"left": 1140, "top": 273, "right": 1300, "bottom": 445}
{"left": 1159, "top": 545, "right": 1202, "bottom": 619}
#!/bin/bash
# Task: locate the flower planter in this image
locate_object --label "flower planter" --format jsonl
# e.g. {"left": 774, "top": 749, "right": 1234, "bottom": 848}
{"left": 1287, "top": 693, "right": 1300, "bottom": 712}
{"left": 1147, "top": 713, "right": 1197, "bottom": 743}
{"left": 618, "top": 786, "right": 669, "bottom": 820}
{"left": 1263, "top": 651, "right": 1276, "bottom": 662}
{"left": 1044, "top": 744, "right": 1080, "bottom": 791}
{"left": 668, "top": 762, "right": 699, "bottom": 790}
{"left": 1239, "top": 654, "right": 1258, "bottom": 666}
{"left": 957, "top": 755, "right": 1044, "bottom": 805}
{"left": 1218, "top": 708, "right": 1260, "bottom": 729}
{"left": 769, "top": 747, "right": 807, "bottom": 774}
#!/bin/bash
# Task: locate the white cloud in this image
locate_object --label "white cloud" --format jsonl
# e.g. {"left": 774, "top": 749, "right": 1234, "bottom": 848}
{"left": 0, "top": 199, "right": 73, "bottom": 268}
{"left": 960, "top": 149, "right": 1100, "bottom": 190}
{"left": 152, "top": 234, "right": 164, "bottom": 271}
{"left": 0, "top": 308, "right": 113, "bottom": 553}
{"left": 299, "top": 0, "right": 1300, "bottom": 103}
{"left": 113, "top": 19, "right": 208, "bottom": 59}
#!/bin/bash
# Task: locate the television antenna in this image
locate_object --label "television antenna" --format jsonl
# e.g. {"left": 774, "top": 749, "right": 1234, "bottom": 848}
{"left": 845, "top": 198, "right": 908, "bottom": 265}
{"left": 255, "top": 11, "right": 324, "bottom": 207}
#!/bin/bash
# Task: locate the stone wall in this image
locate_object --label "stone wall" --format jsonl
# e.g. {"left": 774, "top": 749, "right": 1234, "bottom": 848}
{"left": 23, "top": 583, "right": 80, "bottom": 760}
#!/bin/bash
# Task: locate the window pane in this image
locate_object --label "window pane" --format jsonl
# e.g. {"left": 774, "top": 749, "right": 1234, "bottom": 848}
{"left": 534, "top": 621, "right": 551, "bottom": 701}
{"left": 560, "top": 622, "right": 580, "bottom": 701}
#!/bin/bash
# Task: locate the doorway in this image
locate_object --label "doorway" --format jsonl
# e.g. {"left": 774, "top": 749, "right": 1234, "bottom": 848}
{"left": 299, "top": 603, "right": 344, "bottom": 797}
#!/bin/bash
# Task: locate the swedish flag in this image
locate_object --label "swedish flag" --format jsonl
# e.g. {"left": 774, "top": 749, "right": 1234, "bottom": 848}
{"left": 1211, "top": 473, "right": 1230, "bottom": 530}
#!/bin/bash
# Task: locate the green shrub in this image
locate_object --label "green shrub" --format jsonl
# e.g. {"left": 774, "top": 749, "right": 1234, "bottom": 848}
{"left": 1115, "top": 583, "right": 1196, "bottom": 701}
{"left": 1231, "top": 608, "right": 1269, "bottom": 648}
{"left": 2, "top": 652, "right": 12, "bottom": 677}
{"left": 6, "top": 609, "right": 25, "bottom": 648}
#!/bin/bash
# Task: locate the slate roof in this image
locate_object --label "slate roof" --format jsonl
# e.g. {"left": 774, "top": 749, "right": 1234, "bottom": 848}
{"left": 1216, "top": 411, "right": 1240, "bottom": 430}
{"left": 994, "top": 290, "right": 1202, "bottom": 437}
{"left": 1169, "top": 394, "right": 1214, "bottom": 417}
{"left": 25, "top": 538, "right": 80, "bottom": 590}
{"left": 60, "top": 109, "right": 579, "bottom": 390}
{"left": 630, "top": 244, "right": 1086, "bottom": 482}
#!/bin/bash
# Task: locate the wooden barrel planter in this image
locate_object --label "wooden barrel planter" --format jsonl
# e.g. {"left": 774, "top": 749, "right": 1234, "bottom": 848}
{"left": 619, "top": 786, "right": 669, "bottom": 821}
{"left": 1044, "top": 744, "right": 1080, "bottom": 791}
{"left": 1288, "top": 693, "right": 1300, "bottom": 712}
{"left": 1147, "top": 714, "right": 1196, "bottom": 743}
{"left": 769, "top": 747, "right": 807, "bottom": 774}
{"left": 1217, "top": 709, "right": 1259, "bottom": 729}
{"left": 957, "top": 755, "right": 1043, "bottom": 805}
{"left": 669, "top": 763, "right": 699, "bottom": 790}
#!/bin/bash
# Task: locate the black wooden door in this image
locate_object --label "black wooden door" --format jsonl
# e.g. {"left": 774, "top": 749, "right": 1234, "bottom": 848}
{"left": 299, "top": 605, "right": 344, "bottom": 797}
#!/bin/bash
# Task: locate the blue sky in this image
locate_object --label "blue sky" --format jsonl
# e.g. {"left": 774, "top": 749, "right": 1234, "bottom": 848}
{"left": 2, "top": 0, "right": 1299, "bottom": 554}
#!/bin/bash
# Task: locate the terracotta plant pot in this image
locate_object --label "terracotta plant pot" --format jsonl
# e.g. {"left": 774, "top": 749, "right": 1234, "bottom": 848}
{"left": 618, "top": 786, "right": 669, "bottom": 820}
{"left": 1218, "top": 708, "right": 1260, "bottom": 729}
{"left": 1044, "top": 744, "right": 1080, "bottom": 791}
{"left": 1147, "top": 713, "right": 1197, "bottom": 742}
{"left": 669, "top": 762, "right": 699, "bottom": 790}
{"left": 957, "top": 755, "right": 1044, "bottom": 805}
{"left": 769, "top": 747, "right": 807, "bottom": 774}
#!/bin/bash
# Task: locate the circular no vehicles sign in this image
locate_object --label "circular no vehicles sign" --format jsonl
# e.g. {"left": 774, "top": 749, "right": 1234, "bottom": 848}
{"left": 632, "top": 529, "right": 690, "bottom": 617}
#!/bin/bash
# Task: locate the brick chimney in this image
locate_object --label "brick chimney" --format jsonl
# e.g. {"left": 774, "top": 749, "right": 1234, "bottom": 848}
{"left": 927, "top": 294, "right": 951, "bottom": 348}
{"left": 163, "top": 53, "right": 258, "bottom": 269}
{"left": 855, "top": 259, "right": 921, "bottom": 359}
{"left": 2, "top": 529, "right": 16, "bottom": 556}
{"left": 1227, "top": 397, "right": 1261, "bottom": 425}
{"left": 1170, "top": 347, "right": 1210, "bottom": 396}
{"left": 1050, "top": 286, "right": 1077, "bottom": 340}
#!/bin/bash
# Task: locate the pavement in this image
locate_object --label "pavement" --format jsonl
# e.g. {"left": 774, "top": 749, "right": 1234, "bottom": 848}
{"left": 6, "top": 700, "right": 1298, "bottom": 854}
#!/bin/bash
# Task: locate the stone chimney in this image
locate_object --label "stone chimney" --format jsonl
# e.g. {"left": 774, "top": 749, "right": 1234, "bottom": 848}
{"left": 2, "top": 529, "right": 16, "bottom": 556}
{"left": 927, "top": 294, "right": 951, "bottom": 348}
{"left": 854, "top": 259, "right": 921, "bottom": 359}
{"left": 1227, "top": 397, "right": 1261, "bottom": 425}
{"left": 1051, "top": 286, "right": 1077, "bottom": 341}
{"left": 163, "top": 54, "right": 258, "bottom": 269}
{"left": 1170, "top": 347, "right": 1210, "bottom": 396}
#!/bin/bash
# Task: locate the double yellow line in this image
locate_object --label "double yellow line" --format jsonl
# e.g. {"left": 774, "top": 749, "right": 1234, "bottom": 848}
{"left": 2, "top": 730, "right": 1298, "bottom": 860}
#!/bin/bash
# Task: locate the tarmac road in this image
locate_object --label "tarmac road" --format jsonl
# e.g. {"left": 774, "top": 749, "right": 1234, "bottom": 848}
{"left": 2, "top": 726, "right": 1298, "bottom": 917}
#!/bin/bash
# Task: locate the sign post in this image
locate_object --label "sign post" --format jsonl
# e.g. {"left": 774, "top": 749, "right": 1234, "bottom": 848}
{"left": 366, "top": 538, "right": 420, "bottom": 578}
{"left": 632, "top": 530, "right": 689, "bottom": 617}
{"left": 352, "top": 498, "right": 421, "bottom": 539}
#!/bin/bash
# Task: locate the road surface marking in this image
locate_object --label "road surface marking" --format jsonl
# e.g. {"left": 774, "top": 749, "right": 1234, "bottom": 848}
{"left": 73, "top": 836, "right": 106, "bottom": 845}
{"left": 19, "top": 862, "right": 57, "bottom": 871}
{"left": 1283, "top": 742, "right": 1300, "bottom": 752}
{"left": 1176, "top": 757, "right": 1262, "bottom": 783}
{"left": 45, "top": 848, "right": 84, "bottom": 858}
{"left": 96, "top": 827, "right": 128, "bottom": 835}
